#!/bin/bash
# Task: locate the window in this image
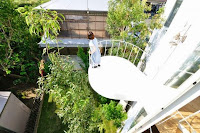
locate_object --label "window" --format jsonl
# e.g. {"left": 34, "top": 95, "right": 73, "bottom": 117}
{"left": 129, "top": 108, "right": 147, "bottom": 130}
{"left": 165, "top": 44, "right": 200, "bottom": 88}
{"left": 58, "top": 13, "right": 109, "bottom": 39}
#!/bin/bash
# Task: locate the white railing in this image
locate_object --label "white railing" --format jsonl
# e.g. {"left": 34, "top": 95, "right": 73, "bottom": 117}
{"left": 89, "top": 40, "right": 148, "bottom": 70}
{"left": 157, "top": 110, "right": 199, "bottom": 133}
{"left": 178, "top": 110, "right": 200, "bottom": 133}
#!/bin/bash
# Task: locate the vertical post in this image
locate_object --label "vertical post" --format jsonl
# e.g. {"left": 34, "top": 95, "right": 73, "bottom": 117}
{"left": 104, "top": 41, "right": 107, "bottom": 56}
{"left": 128, "top": 45, "right": 134, "bottom": 61}
{"left": 150, "top": 126, "right": 152, "bottom": 133}
{"left": 100, "top": 41, "right": 102, "bottom": 56}
{"left": 133, "top": 49, "right": 139, "bottom": 65}
{"left": 116, "top": 41, "right": 121, "bottom": 56}
{"left": 122, "top": 42, "right": 128, "bottom": 58}
{"left": 87, "top": 0, "right": 89, "bottom": 33}
{"left": 110, "top": 40, "right": 114, "bottom": 56}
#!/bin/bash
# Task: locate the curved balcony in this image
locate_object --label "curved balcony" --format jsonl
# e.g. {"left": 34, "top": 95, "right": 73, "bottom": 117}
{"left": 88, "top": 40, "right": 178, "bottom": 114}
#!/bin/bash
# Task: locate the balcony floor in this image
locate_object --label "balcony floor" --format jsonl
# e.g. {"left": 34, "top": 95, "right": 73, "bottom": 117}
{"left": 156, "top": 96, "right": 200, "bottom": 133}
{"left": 88, "top": 56, "right": 178, "bottom": 114}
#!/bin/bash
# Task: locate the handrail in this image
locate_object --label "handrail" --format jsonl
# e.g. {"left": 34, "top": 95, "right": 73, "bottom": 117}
{"left": 177, "top": 111, "right": 196, "bottom": 132}
{"left": 88, "top": 40, "right": 148, "bottom": 70}
{"left": 157, "top": 111, "right": 179, "bottom": 125}
{"left": 179, "top": 109, "right": 200, "bottom": 123}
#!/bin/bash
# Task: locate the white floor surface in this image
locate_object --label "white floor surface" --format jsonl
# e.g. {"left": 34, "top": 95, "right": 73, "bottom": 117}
{"left": 88, "top": 56, "right": 179, "bottom": 114}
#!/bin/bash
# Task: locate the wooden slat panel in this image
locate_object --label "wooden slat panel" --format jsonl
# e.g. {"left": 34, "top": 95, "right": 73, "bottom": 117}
{"left": 156, "top": 96, "right": 200, "bottom": 133}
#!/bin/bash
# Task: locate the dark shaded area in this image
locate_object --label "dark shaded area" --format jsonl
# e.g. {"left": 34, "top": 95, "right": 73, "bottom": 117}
{"left": 25, "top": 97, "right": 42, "bottom": 133}
{"left": 145, "top": 2, "right": 164, "bottom": 18}
{"left": 0, "top": 126, "right": 15, "bottom": 133}
{"left": 47, "top": 47, "right": 88, "bottom": 55}
{"left": 143, "top": 125, "right": 160, "bottom": 133}
{"left": 0, "top": 70, "right": 36, "bottom": 109}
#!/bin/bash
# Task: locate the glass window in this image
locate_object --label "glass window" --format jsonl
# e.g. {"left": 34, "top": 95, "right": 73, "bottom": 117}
{"left": 95, "top": 16, "right": 105, "bottom": 22}
{"left": 59, "top": 14, "right": 109, "bottom": 38}
{"left": 65, "top": 15, "right": 87, "bottom": 20}
{"left": 89, "top": 22, "right": 96, "bottom": 30}
{"left": 165, "top": 44, "right": 200, "bottom": 88}
{"left": 78, "top": 23, "right": 87, "bottom": 30}
{"left": 69, "top": 22, "right": 79, "bottom": 30}
{"left": 89, "top": 16, "right": 96, "bottom": 21}
{"left": 129, "top": 108, "right": 147, "bottom": 130}
{"left": 95, "top": 22, "right": 104, "bottom": 30}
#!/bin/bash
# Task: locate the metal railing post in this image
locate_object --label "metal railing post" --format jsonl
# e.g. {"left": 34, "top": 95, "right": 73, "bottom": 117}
{"left": 116, "top": 41, "right": 121, "bottom": 56}
{"left": 110, "top": 40, "right": 114, "bottom": 56}
{"left": 122, "top": 42, "right": 128, "bottom": 58}
{"left": 97, "top": 40, "right": 147, "bottom": 69}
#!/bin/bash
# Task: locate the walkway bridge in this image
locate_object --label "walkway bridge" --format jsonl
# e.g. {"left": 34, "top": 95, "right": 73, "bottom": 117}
{"left": 88, "top": 40, "right": 178, "bottom": 114}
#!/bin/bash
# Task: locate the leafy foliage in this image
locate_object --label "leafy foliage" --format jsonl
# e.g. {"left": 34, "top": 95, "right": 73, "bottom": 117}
{"left": 37, "top": 53, "right": 127, "bottom": 133}
{"left": 0, "top": 0, "right": 41, "bottom": 82}
{"left": 106, "top": 0, "right": 164, "bottom": 49}
{"left": 38, "top": 53, "right": 96, "bottom": 133}
{"left": 43, "top": 60, "right": 52, "bottom": 74}
{"left": 77, "top": 46, "right": 89, "bottom": 72}
{"left": 18, "top": 7, "right": 64, "bottom": 40}
{"left": 106, "top": 0, "right": 164, "bottom": 68}
{"left": 102, "top": 101, "right": 127, "bottom": 127}
{"left": 17, "top": 5, "right": 65, "bottom": 56}
{"left": 14, "top": 0, "right": 50, "bottom": 7}
{"left": 91, "top": 101, "right": 127, "bottom": 133}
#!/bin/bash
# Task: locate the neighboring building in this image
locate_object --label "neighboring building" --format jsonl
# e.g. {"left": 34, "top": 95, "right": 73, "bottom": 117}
{"left": 122, "top": 0, "right": 200, "bottom": 132}
{"left": 0, "top": 92, "right": 31, "bottom": 133}
{"left": 37, "top": 0, "right": 109, "bottom": 48}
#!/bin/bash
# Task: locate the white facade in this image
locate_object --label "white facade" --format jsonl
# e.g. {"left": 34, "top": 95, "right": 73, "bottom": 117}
{"left": 123, "top": 0, "right": 200, "bottom": 132}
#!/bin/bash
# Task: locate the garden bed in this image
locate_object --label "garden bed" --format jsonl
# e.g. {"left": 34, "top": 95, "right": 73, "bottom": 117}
{"left": 37, "top": 94, "right": 68, "bottom": 133}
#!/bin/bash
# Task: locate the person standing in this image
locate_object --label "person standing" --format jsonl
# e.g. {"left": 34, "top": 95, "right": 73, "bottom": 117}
{"left": 88, "top": 31, "right": 101, "bottom": 68}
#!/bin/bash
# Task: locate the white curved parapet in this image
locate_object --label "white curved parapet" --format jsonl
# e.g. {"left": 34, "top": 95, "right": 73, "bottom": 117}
{"left": 88, "top": 56, "right": 178, "bottom": 114}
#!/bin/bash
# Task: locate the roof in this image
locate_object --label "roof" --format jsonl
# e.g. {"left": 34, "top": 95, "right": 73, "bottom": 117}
{"left": 36, "top": 0, "right": 109, "bottom": 12}
{"left": 0, "top": 92, "right": 11, "bottom": 114}
{"left": 39, "top": 37, "right": 110, "bottom": 47}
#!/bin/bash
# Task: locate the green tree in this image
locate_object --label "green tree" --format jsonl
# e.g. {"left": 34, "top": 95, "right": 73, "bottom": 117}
{"left": 90, "top": 101, "right": 127, "bottom": 133}
{"left": 0, "top": 0, "right": 41, "bottom": 82}
{"left": 38, "top": 53, "right": 96, "bottom": 133}
{"left": 37, "top": 53, "right": 127, "bottom": 133}
{"left": 106, "top": 0, "right": 164, "bottom": 48}
{"left": 14, "top": 0, "right": 50, "bottom": 7}
{"left": 77, "top": 46, "right": 89, "bottom": 72}
{"left": 18, "top": 6, "right": 65, "bottom": 55}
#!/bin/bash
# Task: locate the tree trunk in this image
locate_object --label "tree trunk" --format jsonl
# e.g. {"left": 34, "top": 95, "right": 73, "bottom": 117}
{"left": 0, "top": 70, "right": 23, "bottom": 79}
